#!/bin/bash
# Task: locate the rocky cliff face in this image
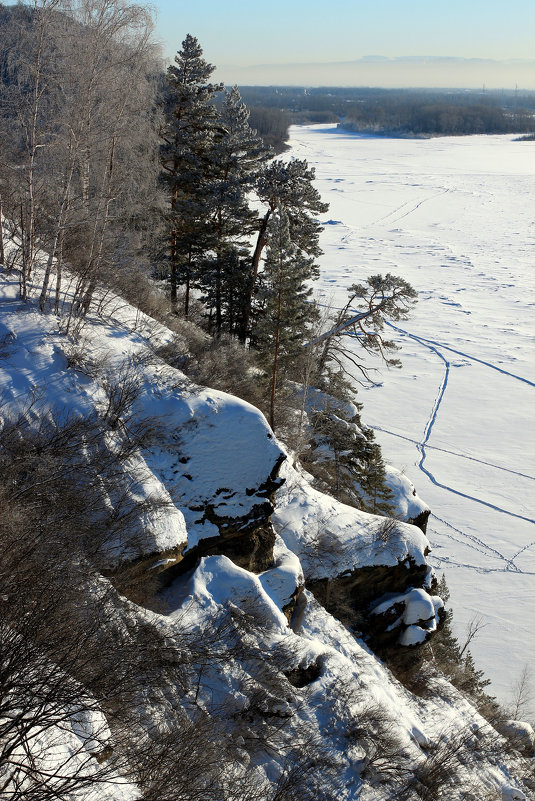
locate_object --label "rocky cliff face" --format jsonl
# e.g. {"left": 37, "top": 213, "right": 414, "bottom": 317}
{"left": 308, "top": 556, "right": 443, "bottom": 653}
{"left": 4, "top": 271, "right": 531, "bottom": 801}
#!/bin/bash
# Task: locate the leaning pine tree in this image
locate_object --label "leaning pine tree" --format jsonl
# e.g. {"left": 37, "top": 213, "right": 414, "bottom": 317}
{"left": 254, "top": 210, "right": 319, "bottom": 430}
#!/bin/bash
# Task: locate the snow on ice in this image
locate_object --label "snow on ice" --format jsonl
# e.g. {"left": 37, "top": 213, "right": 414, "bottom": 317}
{"left": 286, "top": 123, "right": 535, "bottom": 712}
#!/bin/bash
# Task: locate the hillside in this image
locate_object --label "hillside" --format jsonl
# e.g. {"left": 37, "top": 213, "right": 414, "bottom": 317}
{"left": 1, "top": 258, "right": 533, "bottom": 799}
{"left": 0, "top": 3, "right": 533, "bottom": 795}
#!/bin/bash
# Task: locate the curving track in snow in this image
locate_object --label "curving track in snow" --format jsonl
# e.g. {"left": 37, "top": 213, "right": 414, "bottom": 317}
{"left": 385, "top": 321, "right": 535, "bottom": 526}
{"left": 287, "top": 123, "right": 535, "bottom": 710}
{"left": 370, "top": 425, "right": 535, "bottom": 482}
{"left": 387, "top": 323, "right": 535, "bottom": 389}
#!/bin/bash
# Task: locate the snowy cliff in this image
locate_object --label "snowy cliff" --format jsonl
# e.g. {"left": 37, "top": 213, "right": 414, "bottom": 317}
{"left": 1, "top": 269, "right": 532, "bottom": 801}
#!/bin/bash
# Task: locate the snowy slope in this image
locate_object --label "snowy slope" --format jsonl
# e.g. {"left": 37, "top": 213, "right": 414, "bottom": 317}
{"left": 285, "top": 124, "right": 535, "bottom": 712}
{"left": 1, "top": 256, "right": 531, "bottom": 798}
{"left": 0, "top": 269, "right": 432, "bottom": 574}
{"left": 273, "top": 459, "right": 430, "bottom": 580}
{"left": 156, "top": 557, "right": 529, "bottom": 800}
{"left": 0, "top": 273, "right": 284, "bottom": 562}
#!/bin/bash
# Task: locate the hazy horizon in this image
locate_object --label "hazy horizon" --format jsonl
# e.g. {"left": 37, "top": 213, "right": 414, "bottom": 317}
{"left": 151, "top": 0, "right": 535, "bottom": 89}
{"left": 2, "top": 0, "right": 534, "bottom": 89}
{"left": 212, "top": 56, "right": 535, "bottom": 91}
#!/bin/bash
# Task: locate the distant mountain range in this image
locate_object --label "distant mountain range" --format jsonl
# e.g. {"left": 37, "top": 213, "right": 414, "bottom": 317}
{"left": 216, "top": 56, "right": 535, "bottom": 89}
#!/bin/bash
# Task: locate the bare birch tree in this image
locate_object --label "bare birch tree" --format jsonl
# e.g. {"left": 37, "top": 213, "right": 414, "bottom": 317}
{"left": 0, "top": 0, "right": 161, "bottom": 317}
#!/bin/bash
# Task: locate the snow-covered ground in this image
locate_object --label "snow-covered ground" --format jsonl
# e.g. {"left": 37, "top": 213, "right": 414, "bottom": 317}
{"left": 287, "top": 124, "right": 535, "bottom": 714}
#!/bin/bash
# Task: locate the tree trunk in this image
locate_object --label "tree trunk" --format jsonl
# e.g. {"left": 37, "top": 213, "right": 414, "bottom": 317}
{"left": 184, "top": 275, "right": 190, "bottom": 318}
{"left": 269, "top": 270, "right": 283, "bottom": 431}
{"left": 39, "top": 154, "right": 75, "bottom": 312}
{"left": 215, "top": 209, "right": 223, "bottom": 335}
{"left": 0, "top": 196, "right": 5, "bottom": 267}
{"left": 170, "top": 237, "right": 177, "bottom": 306}
{"left": 241, "top": 208, "right": 271, "bottom": 342}
{"left": 53, "top": 232, "right": 64, "bottom": 315}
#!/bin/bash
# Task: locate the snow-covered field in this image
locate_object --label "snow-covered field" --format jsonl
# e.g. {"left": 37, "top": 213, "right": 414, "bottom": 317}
{"left": 287, "top": 124, "right": 535, "bottom": 713}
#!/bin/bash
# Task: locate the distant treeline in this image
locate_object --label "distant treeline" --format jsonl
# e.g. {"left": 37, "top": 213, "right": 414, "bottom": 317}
{"left": 238, "top": 87, "right": 535, "bottom": 144}
{"left": 247, "top": 106, "right": 291, "bottom": 152}
{"left": 340, "top": 99, "right": 535, "bottom": 136}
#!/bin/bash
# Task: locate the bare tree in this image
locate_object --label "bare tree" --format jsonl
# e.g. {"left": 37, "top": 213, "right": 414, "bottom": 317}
{"left": 458, "top": 615, "right": 488, "bottom": 658}
{"left": 509, "top": 665, "right": 534, "bottom": 721}
{"left": 0, "top": 0, "right": 161, "bottom": 316}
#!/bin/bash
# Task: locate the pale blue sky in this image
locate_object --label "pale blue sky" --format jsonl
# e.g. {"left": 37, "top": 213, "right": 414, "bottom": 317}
{"left": 4, "top": 0, "right": 533, "bottom": 86}
{"left": 153, "top": 0, "right": 534, "bottom": 65}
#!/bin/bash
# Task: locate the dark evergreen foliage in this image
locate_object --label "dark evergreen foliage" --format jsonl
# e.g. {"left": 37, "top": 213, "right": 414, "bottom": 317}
{"left": 253, "top": 210, "right": 319, "bottom": 429}
{"left": 160, "top": 34, "right": 223, "bottom": 313}
{"left": 304, "top": 400, "right": 395, "bottom": 515}
{"left": 430, "top": 575, "right": 494, "bottom": 706}
{"left": 198, "top": 85, "right": 270, "bottom": 335}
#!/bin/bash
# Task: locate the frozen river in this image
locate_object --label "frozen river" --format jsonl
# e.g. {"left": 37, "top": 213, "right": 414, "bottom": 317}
{"left": 287, "top": 124, "right": 535, "bottom": 712}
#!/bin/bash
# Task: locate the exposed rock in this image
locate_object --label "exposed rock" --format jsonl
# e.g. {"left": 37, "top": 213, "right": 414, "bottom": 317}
{"left": 159, "top": 512, "right": 277, "bottom": 587}
{"left": 281, "top": 583, "right": 304, "bottom": 623}
{"left": 308, "top": 556, "right": 443, "bottom": 659}
{"left": 370, "top": 587, "right": 444, "bottom": 649}
{"left": 284, "top": 658, "right": 322, "bottom": 688}
{"left": 408, "top": 508, "right": 430, "bottom": 534}
{"left": 157, "top": 454, "right": 287, "bottom": 585}
{"left": 105, "top": 543, "right": 185, "bottom": 608}
{"left": 500, "top": 720, "right": 535, "bottom": 756}
{"left": 107, "top": 453, "right": 287, "bottom": 605}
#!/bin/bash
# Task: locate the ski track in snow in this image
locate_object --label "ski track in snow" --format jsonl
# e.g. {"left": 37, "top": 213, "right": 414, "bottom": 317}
{"left": 385, "top": 321, "right": 535, "bottom": 526}
{"left": 372, "top": 188, "right": 451, "bottom": 226}
{"left": 428, "top": 551, "right": 527, "bottom": 574}
{"left": 370, "top": 425, "right": 535, "bottom": 482}
{"left": 429, "top": 514, "right": 527, "bottom": 574}
{"left": 388, "top": 322, "right": 535, "bottom": 388}
{"left": 509, "top": 540, "right": 535, "bottom": 564}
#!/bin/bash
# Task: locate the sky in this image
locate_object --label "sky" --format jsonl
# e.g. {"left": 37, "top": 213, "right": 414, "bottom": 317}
{"left": 152, "top": 0, "right": 535, "bottom": 87}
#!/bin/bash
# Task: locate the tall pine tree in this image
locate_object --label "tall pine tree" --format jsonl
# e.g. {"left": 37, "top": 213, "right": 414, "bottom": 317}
{"left": 160, "top": 34, "right": 223, "bottom": 314}
{"left": 254, "top": 210, "right": 319, "bottom": 430}
{"left": 243, "top": 158, "right": 328, "bottom": 340}
{"left": 199, "top": 86, "right": 270, "bottom": 335}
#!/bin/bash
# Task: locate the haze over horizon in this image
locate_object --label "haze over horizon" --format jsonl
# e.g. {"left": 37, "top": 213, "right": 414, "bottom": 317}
{"left": 2, "top": 0, "right": 533, "bottom": 87}
{"left": 151, "top": 0, "right": 535, "bottom": 89}
{"left": 212, "top": 56, "right": 535, "bottom": 90}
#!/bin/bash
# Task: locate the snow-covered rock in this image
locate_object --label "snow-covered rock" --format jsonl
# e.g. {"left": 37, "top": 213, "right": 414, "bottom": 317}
{"left": 273, "top": 459, "right": 430, "bottom": 581}
{"left": 502, "top": 785, "right": 527, "bottom": 801}
{"left": 371, "top": 587, "right": 444, "bottom": 647}
{"left": 384, "top": 464, "right": 430, "bottom": 530}
{"left": 501, "top": 720, "right": 535, "bottom": 754}
{"left": 0, "top": 273, "right": 284, "bottom": 570}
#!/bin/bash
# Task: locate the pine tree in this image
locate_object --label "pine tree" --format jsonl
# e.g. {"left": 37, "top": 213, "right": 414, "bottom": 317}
{"left": 305, "top": 400, "right": 394, "bottom": 515}
{"left": 254, "top": 210, "right": 319, "bottom": 430}
{"left": 199, "top": 86, "right": 270, "bottom": 335}
{"left": 243, "top": 158, "right": 328, "bottom": 340}
{"left": 359, "top": 436, "right": 395, "bottom": 515}
{"left": 160, "top": 34, "right": 223, "bottom": 314}
{"left": 431, "top": 575, "right": 493, "bottom": 703}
